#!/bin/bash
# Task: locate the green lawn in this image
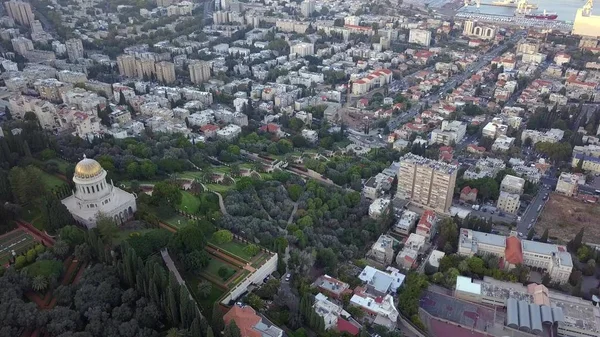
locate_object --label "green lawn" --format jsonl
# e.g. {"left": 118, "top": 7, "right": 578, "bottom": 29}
{"left": 177, "top": 191, "right": 201, "bottom": 214}
{"left": 209, "top": 240, "right": 253, "bottom": 261}
{"left": 21, "top": 206, "right": 45, "bottom": 231}
{"left": 212, "top": 167, "right": 230, "bottom": 174}
{"left": 45, "top": 159, "right": 71, "bottom": 174}
{"left": 206, "top": 184, "right": 233, "bottom": 193}
{"left": 161, "top": 213, "right": 192, "bottom": 229}
{"left": 176, "top": 171, "right": 203, "bottom": 180}
{"left": 38, "top": 169, "right": 67, "bottom": 190}
{"left": 185, "top": 274, "right": 225, "bottom": 315}
{"left": 203, "top": 257, "right": 238, "bottom": 282}
{"left": 114, "top": 229, "right": 155, "bottom": 245}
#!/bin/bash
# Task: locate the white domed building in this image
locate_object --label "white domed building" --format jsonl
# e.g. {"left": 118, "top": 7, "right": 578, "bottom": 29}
{"left": 61, "top": 155, "right": 137, "bottom": 229}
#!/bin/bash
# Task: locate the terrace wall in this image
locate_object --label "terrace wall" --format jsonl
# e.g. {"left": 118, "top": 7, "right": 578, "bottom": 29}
{"left": 220, "top": 252, "right": 278, "bottom": 304}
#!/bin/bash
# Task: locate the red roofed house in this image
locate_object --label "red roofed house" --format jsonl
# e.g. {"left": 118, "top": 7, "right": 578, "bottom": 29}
{"left": 439, "top": 146, "right": 453, "bottom": 163}
{"left": 224, "top": 304, "right": 283, "bottom": 337}
{"left": 460, "top": 186, "right": 478, "bottom": 203}
{"left": 416, "top": 210, "right": 438, "bottom": 241}
{"left": 357, "top": 98, "right": 369, "bottom": 109}
{"left": 259, "top": 123, "right": 281, "bottom": 136}
{"left": 200, "top": 124, "right": 220, "bottom": 138}
{"left": 467, "top": 144, "right": 486, "bottom": 155}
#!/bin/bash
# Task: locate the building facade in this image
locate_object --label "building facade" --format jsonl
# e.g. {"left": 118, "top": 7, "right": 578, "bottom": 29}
{"left": 408, "top": 29, "right": 432, "bottom": 47}
{"left": 458, "top": 229, "right": 572, "bottom": 284}
{"left": 189, "top": 60, "right": 211, "bottom": 84}
{"left": 61, "top": 156, "right": 137, "bottom": 229}
{"left": 397, "top": 153, "right": 457, "bottom": 213}
{"left": 65, "top": 38, "right": 84, "bottom": 61}
{"left": 4, "top": 0, "right": 34, "bottom": 26}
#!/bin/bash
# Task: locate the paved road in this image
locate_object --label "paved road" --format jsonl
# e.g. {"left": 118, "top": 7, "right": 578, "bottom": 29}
{"left": 516, "top": 185, "right": 551, "bottom": 236}
{"left": 387, "top": 31, "right": 527, "bottom": 131}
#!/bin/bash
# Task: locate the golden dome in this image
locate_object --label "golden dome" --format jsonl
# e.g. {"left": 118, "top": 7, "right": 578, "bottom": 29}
{"left": 74, "top": 156, "right": 104, "bottom": 179}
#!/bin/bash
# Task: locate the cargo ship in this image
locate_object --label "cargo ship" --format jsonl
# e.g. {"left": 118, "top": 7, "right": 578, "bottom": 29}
{"left": 524, "top": 10, "right": 558, "bottom": 20}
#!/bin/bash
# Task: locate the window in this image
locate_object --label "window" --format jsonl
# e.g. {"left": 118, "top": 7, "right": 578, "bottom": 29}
{"left": 86, "top": 186, "right": 90, "bottom": 193}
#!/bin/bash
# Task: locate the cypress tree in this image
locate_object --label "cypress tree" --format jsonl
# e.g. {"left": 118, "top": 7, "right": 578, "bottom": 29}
{"left": 223, "top": 321, "right": 241, "bottom": 337}
{"left": 167, "top": 286, "right": 179, "bottom": 327}
{"left": 211, "top": 303, "right": 224, "bottom": 333}
{"left": 190, "top": 317, "right": 203, "bottom": 337}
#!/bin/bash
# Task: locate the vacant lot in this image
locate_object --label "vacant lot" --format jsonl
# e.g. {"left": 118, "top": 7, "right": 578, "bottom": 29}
{"left": 536, "top": 193, "right": 600, "bottom": 243}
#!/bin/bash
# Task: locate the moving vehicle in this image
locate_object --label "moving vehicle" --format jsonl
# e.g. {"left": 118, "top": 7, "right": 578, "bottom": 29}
{"left": 537, "top": 205, "right": 543, "bottom": 212}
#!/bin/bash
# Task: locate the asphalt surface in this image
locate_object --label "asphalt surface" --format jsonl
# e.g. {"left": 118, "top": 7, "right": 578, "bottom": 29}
{"left": 516, "top": 184, "right": 551, "bottom": 237}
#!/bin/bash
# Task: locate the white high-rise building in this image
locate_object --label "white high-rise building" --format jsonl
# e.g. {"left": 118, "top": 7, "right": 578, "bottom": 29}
{"left": 4, "top": 0, "right": 34, "bottom": 26}
{"left": 397, "top": 153, "right": 458, "bottom": 213}
{"left": 300, "top": 0, "right": 315, "bottom": 17}
{"left": 408, "top": 29, "right": 432, "bottom": 47}
{"left": 189, "top": 60, "right": 211, "bottom": 84}
{"left": 65, "top": 38, "right": 84, "bottom": 61}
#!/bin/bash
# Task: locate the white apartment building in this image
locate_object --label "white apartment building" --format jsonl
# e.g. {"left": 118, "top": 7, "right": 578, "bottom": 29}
{"left": 65, "top": 38, "right": 84, "bottom": 61}
{"left": 189, "top": 60, "right": 211, "bottom": 84}
{"left": 496, "top": 191, "right": 520, "bottom": 215}
{"left": 429, "top": 120, "right": 466, "bottom": 146}
{"left": 491, "top": 135, "right": 514, "bottom": 152}
{"left": 290, "top": 42, "right": 315, "bottom": 57}
{"left": 396, "top": 233, "right": 426, "bottom": 269}
{"left": 393, "top": 210, "right": 419, "bottom": 236}
{"left": 500, "top": 175, "right": 525, "bottom": 195}
{"left": 4, "top": 0, "right": 34, "bottom": 26}
{"left": 408, "top": 29, "right": 432, "bottom": 47}
{"left": 555, "top": 172, "right": 582, "bottom": 197}
{"left": 368, "top": 198, "right": 391, "bottom": 219}
{"left": 216, "top": 124, "right": 241, "bottom": 140}
{"left": 366, "top": 234, "right": 397, "bottom": 266}
{"left": 8, "top": 95, "right": 59, "bottom": 130}
{"left": 397, "top": 153, "right": 458, "bottom": 213}
{"left": 313, "top": 293, "right": 343, "bottom": 331}
{"left": 300, "top": 0, "right": 315, "bottom": 17}
{"left": 463, "top": 157, "right": 506, "bottom": 180}
{"left": 482, "top": 119, "right": 508, "bottom": 139}
{"left": 57, "top": 70, "right": 87, "bottom": 84}
{"left": 521, "top": 129, "right": 564, "bottom": 145}
{"left": 11, "top": 36, "right": 33, "bottom": 55}
{"left": 458, "top": 229, "right": 573, "bottom": 284}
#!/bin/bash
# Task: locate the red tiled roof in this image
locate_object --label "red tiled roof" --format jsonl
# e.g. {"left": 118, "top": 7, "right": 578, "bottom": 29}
{"left": 461, "top": 186, "right": 472, "bottom": 194}
{"left": 505, "top": 236, "right": 523, "bottom": 265}
{"left": 200, "top": 124, "right": 219, "bottom": 132}
{"left": 337, "top": 319, "right": 359, "bottom": 336}
{"left": 223, "top": 306, "right": 262, "bottom": 337}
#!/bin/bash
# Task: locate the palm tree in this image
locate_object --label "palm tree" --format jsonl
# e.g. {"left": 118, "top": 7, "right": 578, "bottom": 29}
{"left": 32, "top": 275, "right": 48, "bottom": 292}
{"left": 198, "top": 281, "right": 212, "bottom": 299}
{"left": 52, "top": 240, "right": 69, "bottom": 257}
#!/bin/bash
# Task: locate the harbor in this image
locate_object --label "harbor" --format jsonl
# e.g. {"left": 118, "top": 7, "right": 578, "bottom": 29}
{"left": 458, "top": 0, "right": 600, "bottom": 22}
